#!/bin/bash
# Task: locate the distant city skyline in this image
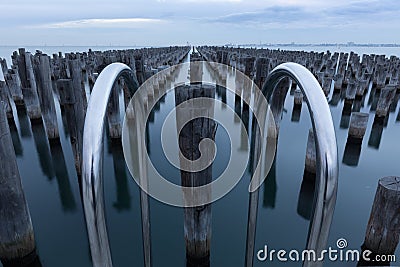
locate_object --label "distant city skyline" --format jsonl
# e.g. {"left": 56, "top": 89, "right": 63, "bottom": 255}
{"left": 0, "top": 0, "right": 399, "bottom": 46}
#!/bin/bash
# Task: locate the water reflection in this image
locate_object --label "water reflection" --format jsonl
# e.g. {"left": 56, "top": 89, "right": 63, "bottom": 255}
{"left": 242, "top": 101, "right": 250, "bottom": 131}
{"left": 339, "top": 103, "right": 352, "bottom": 129}
{"left": 389, "top": 92, "right": 400, "bottom": 113}
{"left": 297, "top": 171, "right": 316, "bottom": 221}
{"left": 31, "top": 119, "right": 55, "bottom": 179}
{"left": 60, "top": 106, "right": 70, "bottom": 137}
{"left": 342, "top": 137, "right": 363, "bottom": 167}
{"left": 291, "top": 105, "right": 301, "bottom": 122}
{"left": 369, "top": 90, "right": 379, "bottom": 111}
{"left": 111, "top": 138, "right": 131, "bottom": 211}
{"left": 368, "top": 117, "right": 385, "bottom": 149}
{"left": 383, "top": 113, "right": 390, "bottom": 128}
{"left": 263, "top": 158, "right": 277, "bottom": 209}
{"left": 217, "top": 84, "right": 227, "bottom": 104}
{"left": 49, "top": 140, "right": 77, "bottom": 211}
{"left": 352, "top": 98, "right": 363, "bottom": 113}
{"left": 244, "top": 103, "right": 252, "bottom": 172}
{"left": 16, "top": 106, "right": 32, "bottom": 138}
{"left": 8, "top": 118, "right": 23, "bottom": 156}
{"left": 397, "top": 108, "right": 400, "bottom": 122}
{"left": 1, "top": 252, "right": 43, "bottom": 267}
{"left": 329, "top": 90, "right": 341, "bottom": 106}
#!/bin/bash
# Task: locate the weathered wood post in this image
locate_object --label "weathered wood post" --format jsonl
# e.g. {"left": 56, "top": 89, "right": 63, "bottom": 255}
{"left": 234, "top": 70, "right": 243, "bottom": 122}
{"left": 0, "top": 80, "right": 13, "bottom": 119}
{"left": 243, "top": 56, "right": 255, "bottom": 79}
{"left": 322, "top": 76, "right": 332, "bottom": 96}
{"left": 374, "top": 64, "right": 387, "bottom": 90}
{"left": 56, "top": 78, "right": 85, "bottom": 175}
{"left": 0, "top": 58, "right": 7, "bottom": 75}
{"left": 214, "top": 64, "right": 227, "bottom": 104}
{"left": 290, "top": 79, "right": 298, "bottom": 93}
{"left": 190, "top": 61, "right": 203, "bottom": 83}
{"left": 363, "top": 176, "right": 400, "bottom": 255}
{"left": 345, "top": 81, "right": 357, "bottom": 106}
{"left": 14, "top": 49, "right": 42, "bottom": 120}
{"left": 345, "top": 111, "right": 367, "bottom": 166}
{"left": 316, "top": 72, "right": 324, "bottom": 85}
{"left": 69, "top": 58, "right": 88, "bottom": 112}
{"left": 0, "top": 101, "right": 37, "bottom": 265}
{"left": 242, "top": 77, "right": 251, "bottom": 130}
{"left": 291, "top": 83, "right": 302, "bottom": 122}
{"left": 175, "top": 84, "right": 216, "bottom": 267}
{"left": 294, "top": 88, "right": 303, "bottom": 107}
{"left": 348, "top": 112, "right": 369, "bottom": 141}
{"left": 305, "top": 129, "right": 316, "bottom": 175}
{"left": 134, "top": 54, "right": 146, "bottom": 85}
{"left": 33, "top": 52, "right": 59, "bottom": 139}
{"left": 0, "top": 64, "right": 3, "bottom": 80}
{"left": 355, "top": 79, "right": 369, "bottom": 98}
{"left": 5, "top": 68, "right": 24, "bottom": 105}
{"left": 375, "top": 85, "right": 396, "bottom": 119}
{"left": 333, "top": 73, "right": 344, "bottom": 91}
{"left": 254, "top": 57, "right": 269, "bottom": 89}
{"left": 107, "top": 79, "right": 122, "bottom": 139}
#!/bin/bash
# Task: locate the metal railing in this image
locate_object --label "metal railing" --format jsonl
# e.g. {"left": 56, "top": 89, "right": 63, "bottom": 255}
{"left": 82, "top": 63, "right": 138, "bottom": 267}
{"left": 263, "top": 62, "right": 338, "bottom": 267}
{"left": 81, "top": 62, "right": 338, "bottom": 267}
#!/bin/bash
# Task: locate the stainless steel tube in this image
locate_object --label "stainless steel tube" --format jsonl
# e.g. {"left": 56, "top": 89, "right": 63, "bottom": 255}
{"left": 263, "top": 62, "right": 339, "bottom": 267}
{"left": 82, "top": 63, "right": 138, "bottom": 267}
{"left": 81, "top": 61, "right": 338, "bottom": 267}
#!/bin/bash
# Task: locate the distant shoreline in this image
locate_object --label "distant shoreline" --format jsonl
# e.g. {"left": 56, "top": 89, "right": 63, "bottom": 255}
{"left": 1, "top": 43, "right": 400, "bottom": 48}
{"left": 231, "top": 43, "right": 400, "bottom": 48}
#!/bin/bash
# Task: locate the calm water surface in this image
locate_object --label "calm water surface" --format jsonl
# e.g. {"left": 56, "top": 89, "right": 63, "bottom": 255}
{"left": 0, "top": 47, "right": 399, "bottom": 267}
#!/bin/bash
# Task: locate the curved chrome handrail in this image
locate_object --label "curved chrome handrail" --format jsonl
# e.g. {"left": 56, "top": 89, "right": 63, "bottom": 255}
{"left": 82, "top": 61, "right": 338, "bottom": 267}
{"left": 82, "top": 63, "right": 139, "bottom": 267}
{"left": 263, "top": 62, "right": 338, "bottom": 267}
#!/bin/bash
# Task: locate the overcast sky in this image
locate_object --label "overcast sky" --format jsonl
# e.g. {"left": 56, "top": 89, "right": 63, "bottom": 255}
{"left": 0, "top": 0, "right": 399, "bottom": 46}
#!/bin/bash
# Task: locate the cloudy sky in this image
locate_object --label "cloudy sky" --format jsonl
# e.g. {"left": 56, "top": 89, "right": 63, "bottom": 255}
{"left": 0, "top": 0, "right": 399, "bottom": 46}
